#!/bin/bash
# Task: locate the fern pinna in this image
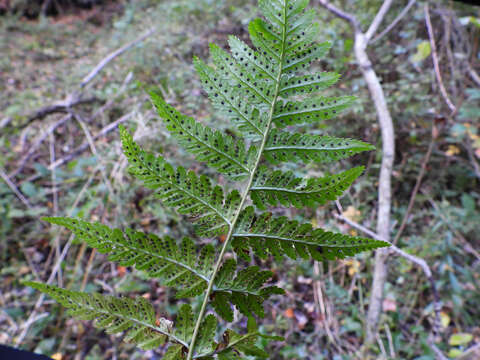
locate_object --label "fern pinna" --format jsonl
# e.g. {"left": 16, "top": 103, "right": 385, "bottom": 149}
{"left": 26, "top": 0, "right": 389, "bottom": 358}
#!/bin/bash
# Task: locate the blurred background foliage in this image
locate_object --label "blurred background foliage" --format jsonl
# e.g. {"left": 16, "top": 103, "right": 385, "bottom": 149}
{"left": 0, "top": 0, "right": 479, "bottom": 359}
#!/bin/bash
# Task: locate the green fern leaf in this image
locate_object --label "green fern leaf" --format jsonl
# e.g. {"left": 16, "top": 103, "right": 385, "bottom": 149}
{"left": 175, "top": 304, "right": 195, "bottom": 345}
{"left": 194, "top": 57, "right": 267, "bottom": 141}
{"left": 175, "top": 305, "right": 218, "bottom": 358}
{"left": 120, "top": 126, "right": 238, "bottom": 236}
{"left": 210, "top": 44, "right": 274, "bottom": 105}
{"left": 195, "top": 314, "right": 218, "bottom": 356}
{"left": 250, "top": 166, "right": 365, "bottom": 209}
{"left": 150, "top": 92, "right": 253, "bottom": 180}
{"left": 279, "top": 72, "right": 340, "bottom": 97}
{"left": 216, "top": 329, "right": 268, "bottom": 359}
{"left": 273, "top": 96, "right": 356, "bottom": 127}
{"left": 212, "top": 259, "right": 284, "bottom": 321}
{"left": 232, "top": 207, "right": 389, "bottom": 261}
{"left": 24, "top": 282, "right": 184, "bottom": 350}
{"left": 164, "top": 344, "right": 185, "bottom": 360}
{"left": 42, "top": 217, "right": 214, "bottom": 298}
{"left": 228, "top": 36, "right": 277, "bottom": 81}
{"left": 264, "top": 128, "right": 375, "bottom": 164}
{"left": 200, "top": 318, "right": 270, "bottom": 359}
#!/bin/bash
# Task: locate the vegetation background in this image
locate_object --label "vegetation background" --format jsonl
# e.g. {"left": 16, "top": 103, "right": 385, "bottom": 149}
{"left": 0, "top": 0, "right": 479, "bottom": 359}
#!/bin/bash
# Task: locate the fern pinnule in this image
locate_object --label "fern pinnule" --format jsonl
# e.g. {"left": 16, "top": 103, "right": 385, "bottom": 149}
{"left": 24, "top": 282, "right": 181, "bottom": 350}
{"left": 233, "top": 206, "right": 388, "bottom": 261}
{"left": 264, "top": 128, "right": 375, "bottom": 164}
{"left": 273, "top": 96, "right": 356, "bottom": 127}
{"left": 251, "top": 165, "right": 366, "bottom": 209}
{"left": 213, "top": 259, "right": 284, "bottom": 321}
{"left": 42, "top": 217, "right": 214, "bottom": 298}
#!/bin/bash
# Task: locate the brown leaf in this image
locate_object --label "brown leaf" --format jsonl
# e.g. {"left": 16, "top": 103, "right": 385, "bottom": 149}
{"left": 284, "top": 308, "right": 295, "bottom": 319}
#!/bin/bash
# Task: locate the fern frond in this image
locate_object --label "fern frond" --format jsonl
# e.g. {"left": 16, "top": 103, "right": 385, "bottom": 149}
{"left": 25, "top": 282, "right": 184, "bottom": 350}
{"left": 42, "top": 217, "right": 214, "bottom": 298}
{"left": 120, "top": 126, "right": 238, "bottom": 236}
{"left": 151, "top": 93, "right": 253, "bottom": 180}
{"left": 250, "top": 166, "right": 365, "bottom": 209}
{"left": 232, "top": 207, "right": 389, "bottom": 261}
{"left": 264, "top": 128, "right": 375, "bottom": 164}
{"left": 273, "top": 96, "right": 356, "bottom": 127}
{"left": 27, "top": 1, "right": 389, "bottom": 358}
{"left": 212, "top": 259, "right": 284, "bottom": 321}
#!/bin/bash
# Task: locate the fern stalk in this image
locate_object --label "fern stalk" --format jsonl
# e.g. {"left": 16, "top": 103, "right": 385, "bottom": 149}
{"left": 187, "top": 5, "right": 289, "bottom": 359}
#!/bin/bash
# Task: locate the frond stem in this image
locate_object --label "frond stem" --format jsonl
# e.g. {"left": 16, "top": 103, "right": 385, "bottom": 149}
{"left": 186, "top": 1, "right": 288, "bottom": 358}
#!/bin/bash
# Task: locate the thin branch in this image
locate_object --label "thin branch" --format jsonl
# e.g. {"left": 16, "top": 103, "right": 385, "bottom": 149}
{"left": 317, "top": 0, "right": 360, "bottom": 30}
{"left": 465, "top": 140, "right": 480, "bottom": 180}
{"left": 15, "top": 164, "right": 106, "bottom": 344}
{"left": 0, "top": 168, "right": 32, "bottom": 209}
{"left": 429, "top": 340, "right": 449, "bottom": 360}
{"left": 422, "top": 190, "right": 480, "bottom": 261}
{"left": 10, "top": 114, "right": 72, "bottom": 178}
{"left": 12, "top": 73, "right": 134, "bottom": 178}
{"left": 333, "top": 212, "right": 442, "bottom": 337}
{"left": 80, "top": 28, "right": 155, "bottom": 88}
{"left": 456, "top": 343, "right": 480, "bottom": 360}
{"left": 20, "top": 97, "right": 99, "bottom": 129}
{"left": 425, "top": 3, "right": 456, "bottom": 114}
{"left": 48, "top": 111, "right": 134, "bottom": 171}
{"left": 15, "top": 235, "right": 74, "bottom": 345}
{"left": 0, "top": 117, "right": 12, "bottom": 129}
{"left": 72, "top": 111, "right": 115, "bottom": 196}
{"left": 467, "top": 63, "right": 480, "bottom": 87}
{"left": 393, "top": 130, "right": 436, "bottom": 244}
{"left": 365, "top": 0, "right": 394, "bottom": 42}
{"left": 371, "top": 0, "right": 417, "bottom": 43}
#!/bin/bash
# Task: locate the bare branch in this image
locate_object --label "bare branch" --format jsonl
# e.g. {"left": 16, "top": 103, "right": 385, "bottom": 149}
{"left": 393, "top": 129, "right": 436, "bottom": 244}
{"left": 48, "top": 111, "right": 135, "bottom": 171}
{"left": 19, "top": 97, "right": 99, "bottom": 130}
{"left": 365, "top": 0, "right": 394, "bottom": 42}
{"left": 317, "top": 0, "right": 360, "bottom": 30}
{"left": 333, "top": 212, "right": 442, "bottom": 338}
{"left": 10, "top": 115, "right": 72, "bottom": 178}
{"left": 467, "top": 63, "right": 480, "bottom": 87}
{"left": 80, "top": 28, "right": 155, "bottom": 88}
{"left": 0, "top": 117, "right": 12, "bottom": 129}
{"left": 0, "top": 168, "right": 32, "bottom": 209}
{"left": 429, "top": 340, "right": 449, "bottom": 360}
{"left": 425, "top": 3, "right": 456, "bottom": 114}
{"left": 456, "top": 343, "right": 480, "bottom": 360}
{"left": 371, "top": 0, "right": 417, "bottom": 43}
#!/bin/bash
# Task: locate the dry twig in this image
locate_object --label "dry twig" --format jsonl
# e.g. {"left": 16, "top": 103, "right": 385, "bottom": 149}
{"left": 0, "top": 168, "right": 32, "bottom": 209}
{"left": 425, "top": 3, "right": 457, "bottom": 114}
{"left": 393, "top": 128, "right": 436, "bottom": 244}
{"left": 371, "top": 0, "right": 417, "bottom": 43}
{"left": 333, "top": 212, "right": 443, "bottom": 339}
